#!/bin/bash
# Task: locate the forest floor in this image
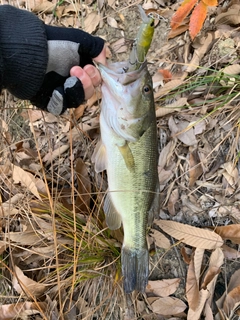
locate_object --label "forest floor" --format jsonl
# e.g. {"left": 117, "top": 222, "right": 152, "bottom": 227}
{"left": 0, "top": 0, "right": 240, "bottom": 319}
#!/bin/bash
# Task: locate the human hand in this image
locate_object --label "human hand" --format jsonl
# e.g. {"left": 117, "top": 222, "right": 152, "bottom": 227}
{"left": 70, "top": 45, "right": 107, "bottom": 100}
{"left": 0, "top": 5, "right": 106, "bottom": 115}
{"left": 30, "top": 26, "right": 106, "bottom": 115}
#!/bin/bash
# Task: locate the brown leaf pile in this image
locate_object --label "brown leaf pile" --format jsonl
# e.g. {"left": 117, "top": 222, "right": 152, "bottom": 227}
{"left": 0, "top": 0, "right": 240, "bottom": 319}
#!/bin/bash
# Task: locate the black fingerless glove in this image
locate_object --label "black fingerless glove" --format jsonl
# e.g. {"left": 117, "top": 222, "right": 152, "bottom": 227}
{"left": 0, "top": 5, "right": 105, "bottom": 115}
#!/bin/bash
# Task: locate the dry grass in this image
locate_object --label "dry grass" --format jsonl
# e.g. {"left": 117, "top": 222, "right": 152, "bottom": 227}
{"left": 0, "top": 0, "right": 240, "bottom": 319}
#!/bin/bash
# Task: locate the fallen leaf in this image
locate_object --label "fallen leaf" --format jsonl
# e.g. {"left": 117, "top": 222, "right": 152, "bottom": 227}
{"left": 213, "top": 224, "right": 240, "bottom": 244}
{"left": 194, "top": 248, "right": 205, "bottom": 284}
{"left": 43, "top": 144, "right": 69, "bottom": 165}
{"left": 75, "top": 158, "right": 91, "bottom": 214}
{"left": 222, "top": 244, "right": 240, "bottom": 260}
{"left": 186, "top": 252, "right": 200, "bottom": 310}
{"left": 222, "top": 64, "right": 240, "bottom": 76}
{"left": 189, "top": 1, "right": 208, "bottom": 40}
{"left": 107, "top": 16, "right": 119, "bottom": 29}
{"left": 84, "top": 12, "right": 100, "bottom": 34}
{"left": 168, "top": 23, "right": 189, "bottom": 39}
{"left": 189, "top": 149, "right": 203, "bottom": 187}
{"left": 187, "top": 288, "right": 210, "bottom": 320}
{"left": 154, "top": 79, "right": 184, "bottom": 99}
{"left": 221, "top": 162, "right": 239, "bottom": 185}
{"left": 171, "top": 0, "right": 198, "bottom": 30}
{"left": 167, "top": 188, "right": 179, "bottom": 216}
{"left": 155, "top": 220, "right": 223, "bottom": 249}
{"left": 158, "top": 69, "right": 172, "bottom": 82}
{"left": 151, "top": 296, "right": 187, "bottom": 315}
{"left": 186, "top": 33, "right": 213, "bottom": 73}
{"left": 13, "top": 266, "right": 46, "bottom": 297}
{"left": 147, "top": 279, "right": 181, "bottom": 297}
{"left": 216, "top": 269, "right": 240, "bottom": 312}
{"left": 215, "top": 6, "right": 240, "bottom": 25}
{"left": 12, "top": 165, "right": 41, "bottom": 200}
{"left": 168, "top": 117, "right": 198, "bottom": 146}
{"left": 155, "top": 98, "right": 188, "bottom": 118}
{"left": 223, "top": 286, "right": 240, "bottom": 317}
{"left": 202, "top": 0, "right": 218, "bottom": 5}
{"left": 151, "top": 229, "right": 171, "bottom": 249}
{"left": 0, "top": 302, "right": 45, "bottom": 320}
{"left": 201, "top": 248, "right": 224, "bottom": 289}
{"left": 111, "top": 38, "right": 128, "bottom": 54}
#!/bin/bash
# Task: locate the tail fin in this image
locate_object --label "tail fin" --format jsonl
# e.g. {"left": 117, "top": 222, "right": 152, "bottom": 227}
{"left": 121, "top": 246, "right": 149, "bottom": 293}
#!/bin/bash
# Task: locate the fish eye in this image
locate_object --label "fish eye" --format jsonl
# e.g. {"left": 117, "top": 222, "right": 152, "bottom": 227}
{"left": 150, "top": 21, "right": 154, "bottom": 27}
{"left": 142, "top": 84, "right": 152, "bottom": 95}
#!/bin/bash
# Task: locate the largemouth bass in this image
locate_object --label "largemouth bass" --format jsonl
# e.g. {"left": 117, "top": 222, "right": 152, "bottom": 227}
{"left": 92, "top": 60, "right": 159, "bottom": 293}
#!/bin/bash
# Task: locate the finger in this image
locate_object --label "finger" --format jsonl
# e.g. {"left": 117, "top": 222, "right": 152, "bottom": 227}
{"left": 70, "top": 66, "right": 94, "bottom": 100}
{"left": 83, "top": 65, "right": 102, "bottom": 87}
{"left": 93, "top": 44, "right": 107, "bottom": 65}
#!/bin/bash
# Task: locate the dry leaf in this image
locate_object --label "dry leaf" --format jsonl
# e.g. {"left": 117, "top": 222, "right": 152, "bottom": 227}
{"left": 12, "top": 165, "right": 41, "bottom": 200}
{"left": 168, "top": 24, "right": 189, "bottom": 39}
{"left": 222, "top": 64, "right": 240, "bottom": 75}
{"left": 43, "top": 144, "right": 69, "bottom": 165}
{"left": 223, "top": 286, "right": 240, "bottom": 317}
{"left": 0, "top": 302, "right": 45, "bottom": 320}
{"left": 147, "top": 279, "right": 181, "bottom": 297}
{"left": 186, "top": 33, "right": 213, "bottom": 73}
{"left": 222, "top": 244, "right": 240, "bottom": 260}
{"left": 151, "top": 296, "right": 187, "bottom": 315}
{"left": 13, "top": 266, "right": 46, "bottom": 297}
{"left": 186, "top": 249, "right": 204, "bottom": 310}
{"left": 107, "top": 16, "right": 119, "bottom": 29}
{"left": 168, "top": 117, "right": 198, "bottom": 146}
{"left": 154, "top": 79, "right": 184, "bottom": 99}
{"left": 155, "top": 220, "right": 223, "bottom": 249}
{"left": 75, "top": 158, "right": 91, "bottom": 214}
{"left": 84, "top": 12, "right": 100, "bottom": 34}
{"left": 213, "top": 224, "right": 240, "bottom": 244}
{"left": 156, "top": 98, "right": 188, "bottom": 118}
{"left": 187, "top": 289, "right": 210, "bottom": 320}
{"left": 194, "top": 248, "right": 205, "bottom": 284}
{"left": 189, "top": 149, "right": 203, "bottom": 187}
{"left": 111, "top": 38, "right": 127, "bottom": 54}
{"left": 167, "top": 189, "right": 179, "bottom": 216}
{"left": 201, "top": 248, "right": 224, "bottom": 289}
{"left": 215, "top": 7, "right": 240, "bottom": 25}
{"left": 221, "top": 162, "right": 239, "bottom": 185}
{"left": 151, "top": 229, "right": 171, "bottom": 249}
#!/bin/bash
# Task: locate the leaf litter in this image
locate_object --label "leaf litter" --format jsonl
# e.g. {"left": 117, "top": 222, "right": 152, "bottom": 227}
{"left": 0, "top": 0, "right": 240, "bottom": 319}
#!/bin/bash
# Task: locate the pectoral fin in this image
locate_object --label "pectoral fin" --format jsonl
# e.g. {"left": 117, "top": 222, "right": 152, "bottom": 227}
{"left": 103, "top": 193, "right": 122, "bottom": 230}
{"left": 117, "top": 143, "right": 135, "bottom": 172}
{"left": 91, "top": 140, "right": 107, "bottom": 173}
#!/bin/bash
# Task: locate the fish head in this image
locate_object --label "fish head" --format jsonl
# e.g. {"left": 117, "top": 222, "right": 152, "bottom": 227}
{"left": 98, "top": 61, "right": 155, "bottom": 142}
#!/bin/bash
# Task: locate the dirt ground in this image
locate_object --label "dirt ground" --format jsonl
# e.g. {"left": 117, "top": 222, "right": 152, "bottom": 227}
{"left": 0, "top": 0, "right": 240, "bottom": 319}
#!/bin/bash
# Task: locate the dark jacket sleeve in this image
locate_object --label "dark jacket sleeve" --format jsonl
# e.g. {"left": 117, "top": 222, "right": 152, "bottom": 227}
{"left": 0, "top": 5, "right": 48, "bottom": 99}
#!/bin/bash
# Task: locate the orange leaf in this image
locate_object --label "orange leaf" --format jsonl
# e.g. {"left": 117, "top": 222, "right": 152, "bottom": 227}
{"left": 171, "top": 0, "right": 198, "bottom": 30}
{"left": 202, "top": 0, "right": 218, "bottom": 6}
{"left": 158, "top": 69, "right": 172, "bottom": 82}
{"left": 189, "top": 1, "right": 207, "bottom": 40}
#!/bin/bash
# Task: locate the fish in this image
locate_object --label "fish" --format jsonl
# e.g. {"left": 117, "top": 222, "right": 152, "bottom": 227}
{"left": 127, "top": 5, "right": 155, "bottom": 72}
{"left": 92, "top": 60, "right": 159, "bottom": 293}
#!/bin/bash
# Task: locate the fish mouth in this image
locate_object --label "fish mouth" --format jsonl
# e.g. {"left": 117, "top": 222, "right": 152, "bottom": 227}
{"left": 98, "top": 60, "right": 147, "bottom": 86}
